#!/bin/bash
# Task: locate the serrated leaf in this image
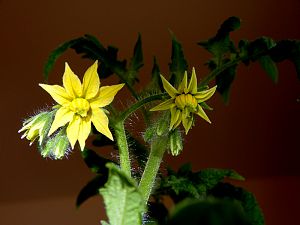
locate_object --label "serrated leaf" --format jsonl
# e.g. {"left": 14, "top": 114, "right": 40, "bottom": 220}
{"left": 76, "top": 175, "right": 108, "bottom": 208}
{"left": 198, "top": 17, "right": 240, "bottom": 65}
{"left": 81, "top": 148, "right": 112, "bottom": 174}
{"left": 44, "top": 34, "right": 127, "bottom": 81}
{"left": 215, "top": 63, "right": 237, "bottom": 103}
{"left": 43, "top": 38, "right": 81, "bottom": 80}
{"left": 210, "top": 183, "right": 265, "bottom": 225}
{"left": 198, "top": 168, "right": 244, "bottom": 190}
{"left": 258, "top": 55, "right": 278, "bottom": 83}
{"left": 169, "top": 32, "right": 188, "bottom": 86}
{"left": 100, "top": 163, "right": 145, "bottom": 225}
{"left": 167, "top": 198, "right": 250, "bottom": 225}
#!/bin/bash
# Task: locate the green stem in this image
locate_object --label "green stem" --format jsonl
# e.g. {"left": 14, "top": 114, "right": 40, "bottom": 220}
{"left": 113, "top": 121, "right": 131, "bottom": 177}
{"left": 119, "top": 93, "right": 167, "bottom": 121}
{"left": 199, "top": 58, "right": 241, "bottom": 88}
{"left": 138, "top": 137, "right": 168, "bottom": 204}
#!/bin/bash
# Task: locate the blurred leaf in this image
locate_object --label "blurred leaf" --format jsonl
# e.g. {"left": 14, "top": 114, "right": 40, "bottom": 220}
{"left": 258, "top": 55, "right": 278, "bottom": 83}
{"left": 149, "top": 57, "right": 163, "bottom": 91}
{"left": 44, "top": 34, "right": 127, "bottom": 81}
{"left": 126, "top": 33, "right": 144, "bottom": 85}
{"left": 76, "top": 174, "right": 108, "bottom": 208}
{"left": 215, "top": 62, "right": 238, "bottom": 103}
{"left": 43, "top": 39, "right": 80, "bottom": 80}
{"left": 156, "top": 165, "right": 244, "bottom": 203}
{"left": 147, "top": 201, "right": 169, "bottom": 225}
{"left": 169, "top": 31, "right": 188, "bottom": 86}
{"left": 198, "top": 17, "right": 240, "bottom": 65}
{"left": 100, "top": 163, "right": 145, "bottom": 225}
{"left": 129, "top": 33, "right": 144, "bottom": 72}
{"left": 269, "top": 39, "right": 300, "bottom": 79}
{"left": 210, "top": 183, "right": 265, "bottom": 225}
{"left": 81, "top": 148, "right": 112, "bottom": 174}
{"left": 167, "top": 198, "right": 250, "bottom": 225}
{"left": 246, "top": 37, "right": 276, "bottom": 61}
{"left": 198, "top": 168, "right": 245, "bottom": 190}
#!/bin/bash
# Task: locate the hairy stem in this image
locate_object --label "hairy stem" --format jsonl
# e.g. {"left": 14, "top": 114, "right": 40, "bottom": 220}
{"left": 120, "top": 93, "right": 167, "bottom": 121}
{"left": 138, "top": 137, "right": 168, "bottom": 204}
{"left": 113, "top": 121, "right": 131, "bottom": 177}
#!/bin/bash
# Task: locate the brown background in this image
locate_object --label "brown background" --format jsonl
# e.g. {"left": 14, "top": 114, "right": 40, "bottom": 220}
{"left": 1, "top": 0, "right": 300, "bottom": 224}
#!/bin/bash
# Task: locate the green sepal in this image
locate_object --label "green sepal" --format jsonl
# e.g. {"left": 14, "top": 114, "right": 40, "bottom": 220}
{"left": 100, "top": 163, "right": 145, "bottom": 225}
{"left": 169, "top": 129, "right": 183, "bottom": 156}
{"left": 169, "top": 31, "right": 188, "bottom": 86}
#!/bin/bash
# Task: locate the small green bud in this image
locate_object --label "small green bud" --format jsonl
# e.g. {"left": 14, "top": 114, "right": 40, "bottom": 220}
{"left": 19, "top": 111, "right": 54, "bottom": 145}
{"left": 169, "top": 129, "right": 183, "bottom": 156}
{"left": 41, "top": 128, "right": 70, "bottom": 159}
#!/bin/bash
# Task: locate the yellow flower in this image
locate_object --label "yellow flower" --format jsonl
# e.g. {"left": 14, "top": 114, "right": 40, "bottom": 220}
{"left": 39, "top": 61, "right": 124, "bottom": 150}
{"left": 150, "top": 68, "right": 216, "bottom": 134}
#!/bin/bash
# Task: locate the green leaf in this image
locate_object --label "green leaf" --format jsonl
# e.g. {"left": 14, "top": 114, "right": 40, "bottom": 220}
{"left": 246, "top": 37, "right": 276, "bottom": 61}
{"left": 269, "top": 39, "right": 300, "bottom": 79}
{"left": 129, "top": 33, "right": 144, "bottom": 72}
{"left": 210, "top": 183, "right": 265, "bottom": 225}
{"left": 198, "top": 17, "right": 241, "bottom": 65}
{"left": 43, "top": 38, "right": 80, "bottom": 80}
{"left": 43, "top": 34, "right": 127, "bottom": 81}
{"left": 76, "top": 175, "right": 108, "bottom": 208}
{"left": 81, "top": 148, "right": 112, "bottom": 174}
{"left": 198, "top": 168, "right": 245, "bottom": 190}
{"left": 167, "top": 198, "right": 250, "bottom": 225}
{"left": 258, "top": 55, "right": 278, "bottom": 83}
{"left": 215, "top": 62, "right": 238, "bottom": 103}
{"left": 149, "top": 57, "right": 163, "bottom": 91}
{"left": 100, "top": 163, "right": 145, "bottom": 225}
{"left": 169, "top": 31, "right": 188, "bottom": 86}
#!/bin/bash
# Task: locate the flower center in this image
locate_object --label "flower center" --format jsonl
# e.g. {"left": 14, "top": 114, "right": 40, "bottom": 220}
{"left": 69, "top": 98, "right": 90, "bottom": 117}
{"left": 175, "top": 94, "right": 198, "bottom": 111}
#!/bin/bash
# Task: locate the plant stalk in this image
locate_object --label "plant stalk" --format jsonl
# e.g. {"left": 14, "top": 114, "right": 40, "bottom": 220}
{"left": 138, "top": 137, "right": 168, "bottom": 204}
{"left": 113, "top": 121, "right": 131, "bottom": 177}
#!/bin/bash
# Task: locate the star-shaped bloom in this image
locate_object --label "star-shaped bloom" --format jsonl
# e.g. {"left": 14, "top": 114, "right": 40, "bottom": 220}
{"left": 39, "top": 61, "right": 124, "bottom": 150}
{"left": 150, "top": 68, "right": 217, "bottom": 134}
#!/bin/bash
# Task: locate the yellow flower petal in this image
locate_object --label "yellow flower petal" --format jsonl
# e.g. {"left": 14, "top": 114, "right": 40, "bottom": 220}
{"left": 178, "top": 71, "right": 188, "bottom": 94}
{"left": 150, "top": 99, "right": 175, "bottom": 111}
{"left": 91, "top": 107, "right": 113, "bottom": 140}
{"left": 187, "top": 67, "right": 198, "bottom": 94}
{"left": 160, "top": 74, "right": 178, "bottom": 97}
{"left": 39, "top": 84, "right": 71, "bottom": 106}
{"left": 67, "top": 115, "right": 81, "bottom": 149}
{"left": 196, "top": 105, "right": 211, "bottom": 123}
{"left": 48, "top": 107, "right": 74, "bottom": 135}
{"left": 90, "top": 84, "right": 125, "bottom": 108}
{"left": 63, "top": 62, "right": 82, "bottom": 98}
{"left": 195, "top": 86, "right": 217, "bottom": 103}
{"left": 82, "top": 61, "right": 100, "bottom": 100}
{"left": 78, "top": 116, "right": 91, "bottom": 150}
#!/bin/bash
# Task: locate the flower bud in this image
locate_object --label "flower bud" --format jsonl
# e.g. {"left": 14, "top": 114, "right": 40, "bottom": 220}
{"left": 169, "top": 129, "right": 183, "bottom": 156}
{"left": 41, "top": 128, "right": 70, "bottom": 159}
{"left": 19, "top": 111, "right": 54, "bottom": 145}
